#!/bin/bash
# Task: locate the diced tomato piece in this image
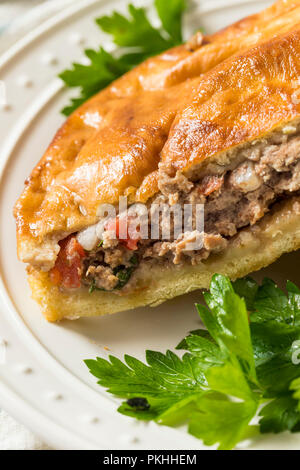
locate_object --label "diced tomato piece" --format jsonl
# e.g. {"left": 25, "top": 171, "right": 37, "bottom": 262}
{"left": 124, "top": 238, "right": 139, "bottom": 251}
{"left": 198, "top": 175, "right": 224, "bottom": 197}
{"left": 105, "top": 216, "right": 140, "bottom": 251}
{"left": 50, "top": 235, "right": 85, "bottom": 289}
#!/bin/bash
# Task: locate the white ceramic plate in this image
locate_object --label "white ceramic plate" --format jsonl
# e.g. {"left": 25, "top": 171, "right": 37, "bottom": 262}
{"left": 1, "top": 0, "right": 300, "bottom": 450}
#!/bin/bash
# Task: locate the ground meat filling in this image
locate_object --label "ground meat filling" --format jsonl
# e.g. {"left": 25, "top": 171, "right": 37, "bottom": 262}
{"left": 53, "top": 131, "right": 300, "bottom": 293}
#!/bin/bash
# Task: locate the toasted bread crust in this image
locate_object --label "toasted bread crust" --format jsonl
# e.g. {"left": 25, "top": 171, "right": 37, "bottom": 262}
{"left": 13, "top": 1, "right": 300, "bottom": 322}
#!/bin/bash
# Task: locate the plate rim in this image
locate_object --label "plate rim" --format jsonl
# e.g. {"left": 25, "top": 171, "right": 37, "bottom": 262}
{"left": 0, "top": 0, "right": 286, "bottom": 451}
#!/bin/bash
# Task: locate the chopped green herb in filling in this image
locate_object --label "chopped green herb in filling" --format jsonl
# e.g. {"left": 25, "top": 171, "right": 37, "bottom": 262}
{"left": 88, "top": 255, "right": 139, "bottom": 293}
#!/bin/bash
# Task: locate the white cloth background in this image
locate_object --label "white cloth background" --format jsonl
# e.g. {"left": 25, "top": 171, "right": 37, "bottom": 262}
{"left": 0, "top": 410, "right": 50, "bottom": 450}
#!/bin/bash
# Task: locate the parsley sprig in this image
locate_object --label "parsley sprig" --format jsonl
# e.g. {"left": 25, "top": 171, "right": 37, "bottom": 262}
{"left": 59, "top": 0, "right": 187, "bottom": 115}
{"left": 85, "top": 274, "right": 300, "bottom": 450}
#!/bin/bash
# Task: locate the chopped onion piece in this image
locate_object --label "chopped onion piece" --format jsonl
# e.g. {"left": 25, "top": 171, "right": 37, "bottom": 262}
{"left": 230, "top": 161, "right": 262, "bottom": 192}
{"left": 76, "top": 224, "right": 98, "bottom": 251}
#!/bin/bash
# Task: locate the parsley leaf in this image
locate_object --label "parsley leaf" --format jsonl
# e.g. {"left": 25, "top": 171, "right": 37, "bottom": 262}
{"left": 85, "top": 274, "right": 300, "bottom": 449}
{"left": 177, "top": 332, "right": 226, "bottom": 370}
{"left": 232, "top": 276, "right": 258, "bottom": 311}
{"left": 85, "top": 350, "right": 205, "bottom": 422}
{"left": 201, "top": 275, "right": 257, "bottom": 383}
{"left": 189, "top": 394, "right": 258, "bottom": 451}
{"left": 96, "top": 5, "right": 172, "bottom": 53}
{"left": 59, "top": 47, "right": 130, "bottom": 115}
{"left": 252, "top": 322, "right": 300, "bottom": 395}
{"left": 251, "top": 279, "right": 297, "bottom": 324}
{"left": 154, "top": 0, "right": 186, "bottom": 44}
{"left": 259, "top": 396, "right": 300, "bottom": 434}
{"left": 59, "top": 1, "right": 187, "bottom": 115}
